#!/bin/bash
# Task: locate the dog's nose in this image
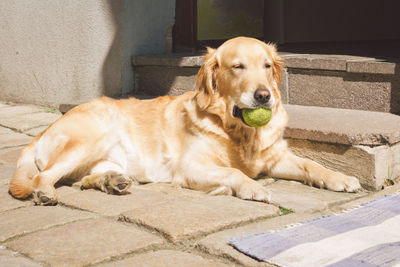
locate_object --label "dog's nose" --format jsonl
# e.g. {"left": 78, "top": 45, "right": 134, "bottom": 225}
{"left": 254, "top": 89, "right": 271, "bottom": 104}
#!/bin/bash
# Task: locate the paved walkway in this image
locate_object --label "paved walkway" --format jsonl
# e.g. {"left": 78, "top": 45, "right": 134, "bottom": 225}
{"left": 0, "top": 101, "right": 399, "bottom": 267}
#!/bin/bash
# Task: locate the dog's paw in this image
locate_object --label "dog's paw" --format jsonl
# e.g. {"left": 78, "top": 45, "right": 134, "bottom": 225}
{"left": 321, "top": 173, "right": 361, "bottom": 193}
{"left": 208, "top": 185, "right": 233, "bottom": 196}
{"left": 235, "top": 180, "right": 271, "bottom": 203}
{"left": 33, "top": 189, "right": 58, "bottom": 206}
{"left": 102, "top": 172, "right": 132, "bottom": 195}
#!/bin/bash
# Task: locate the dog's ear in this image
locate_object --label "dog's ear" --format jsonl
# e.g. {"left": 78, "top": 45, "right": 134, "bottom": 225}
{"left": 195, "top": 47, "right": 218, "bottom": 111}
{"left": 270, "top": 45, "right": 284, "bottom": 87}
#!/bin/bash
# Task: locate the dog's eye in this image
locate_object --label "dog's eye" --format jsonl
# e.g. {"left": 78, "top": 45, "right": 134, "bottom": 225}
{"left": 265, "top": 63, "right": 271, "bottom": 69}
{"left": 232, "top": 64, "right": 244, "bottom": 69}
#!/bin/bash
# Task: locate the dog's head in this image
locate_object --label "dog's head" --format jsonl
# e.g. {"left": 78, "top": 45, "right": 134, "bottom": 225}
{"left": 195, "top": 37, "right": 283, "bottom": 128}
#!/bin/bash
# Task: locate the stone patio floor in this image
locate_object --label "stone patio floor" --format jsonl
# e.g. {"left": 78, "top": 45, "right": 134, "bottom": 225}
{"left": 0, "top": 101, "right": 399, "bottom": 267}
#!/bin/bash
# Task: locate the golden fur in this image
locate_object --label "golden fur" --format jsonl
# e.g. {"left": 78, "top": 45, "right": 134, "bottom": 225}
{"left": 9, "top": 37, "right": 360, "bottom": 205}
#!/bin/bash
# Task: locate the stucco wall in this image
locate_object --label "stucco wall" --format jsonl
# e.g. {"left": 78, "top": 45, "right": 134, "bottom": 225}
{"left": 0, "top": 0, "right": 175, "bottom": 107}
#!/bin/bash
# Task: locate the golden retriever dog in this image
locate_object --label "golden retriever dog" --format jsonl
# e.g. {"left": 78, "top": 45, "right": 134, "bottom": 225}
{"left": 9, "top": 37, "right": 361, "bottom": 205}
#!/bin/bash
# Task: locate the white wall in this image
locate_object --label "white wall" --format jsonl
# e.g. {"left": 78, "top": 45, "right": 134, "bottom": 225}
{"left": 0, "top": 0, "right": 175, "bottom": 106}
{"left": 0, "top": 0, "right": 122, "bottom": 106}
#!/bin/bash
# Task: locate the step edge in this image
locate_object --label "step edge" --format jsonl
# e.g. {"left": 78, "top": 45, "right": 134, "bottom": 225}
{"left": 132, "top": 54, "right": 399, "bottom": 74}
{"left": 284, "top": 104, "right": 400, "bottom": 146}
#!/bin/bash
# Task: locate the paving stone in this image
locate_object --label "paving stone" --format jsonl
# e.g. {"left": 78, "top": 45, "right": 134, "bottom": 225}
{"left": 7, "top": 218, "right": 163, "bottom": 267}
{"left": 100, "top": 250, "right": 230, "bottom": 267}
{"left": 0, "top": 163, "right": 15, "bottom": 184}
{"left": 55, "top": 185, "right": 80, "bottom": 197}
{"left": 0, "top": 206, "right": 96, "bottom": 242}
{"left": 140, "top": 183, "right": 208, "bottom": 198}
{"left": 0, "top": 185, "right": 31, "bottom": 212}
{"left": 120, "top": 196, "right": 280, "bottom": 242}
{"left": 59, "top": 187, "right": 174, "bottom": 216}
{"left": 196, "top": 212, "right": 327, "bottom": 267}
{"left": 332, "top": 182, "right": 400, "bottom": 212}
{"left": 267, "top": 180, "right": 366, "bottom": 213}
{"left": 0, "top": 127, "right": 13, "bottom": 135}
{"left": 197, "top": 184, "right": 400, "bottom": 266}
{"left": 0, "top": 246, "right": 41, "bottom": 267}
{"left": 0, "top": 112, "right": 61, "bottom": 132}
{"left": 0, "top": 132, "right": 32, "bottom": 149}
{"left": 0, "top": 146, "right": 23, "bottom": 165}
{"left": 0, "top": 105, "right": 47, "bottom": 119}
{"left": 23, "top": 125, "right": 47, "bottom": 137}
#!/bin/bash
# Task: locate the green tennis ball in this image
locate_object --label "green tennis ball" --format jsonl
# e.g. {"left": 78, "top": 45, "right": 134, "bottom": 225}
{"left": 242, "top": 107, "right": 272, "bottom": 127}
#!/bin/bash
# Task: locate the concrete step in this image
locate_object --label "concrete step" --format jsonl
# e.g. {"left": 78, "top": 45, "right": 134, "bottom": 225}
{"left": 284, "top": 104, "right": 400, "bottom": 190}
{"left": 132, "top": 53, "right": 400, "bottom": 114}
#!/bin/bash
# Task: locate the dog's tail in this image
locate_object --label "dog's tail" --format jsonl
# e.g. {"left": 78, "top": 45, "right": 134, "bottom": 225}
{"left": 9, "top": 141, "right": 39, "bottom": 199}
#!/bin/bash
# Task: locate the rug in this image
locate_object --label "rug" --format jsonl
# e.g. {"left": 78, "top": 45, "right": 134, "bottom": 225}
{"left": 230, "top": 193, "right": 400, "bottom": 267}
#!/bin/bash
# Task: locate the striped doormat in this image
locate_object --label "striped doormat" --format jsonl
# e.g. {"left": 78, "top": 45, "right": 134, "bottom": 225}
{"left": 230, "top": 193, "right": 400, "bottom": 267}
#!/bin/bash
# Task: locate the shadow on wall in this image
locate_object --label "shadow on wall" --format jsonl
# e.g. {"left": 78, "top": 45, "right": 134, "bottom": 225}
{"left": 102, "top": 0, "right": 122, "bottom": 98}
{"left": 102, "top": 0, "right": 176, "bottom": 98}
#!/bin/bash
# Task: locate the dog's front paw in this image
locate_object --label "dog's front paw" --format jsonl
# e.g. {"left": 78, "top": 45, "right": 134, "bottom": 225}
{"left": 235, "top": 180, "right": 271, "bottom": 202}
{"left": 102, "top": 172, "right": 132, "bottom": 195}
{"left": 321, "top": 173, "right": 361, "bottom": 193}
{"left": 33, "top": 189, "right": 58, "bottom": 206}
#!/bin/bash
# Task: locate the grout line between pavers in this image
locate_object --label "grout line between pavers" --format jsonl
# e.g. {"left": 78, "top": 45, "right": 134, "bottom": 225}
{"left": 117, "top": 214, "right": 174, "bottom": 243}
{"left": 182, "top": 246, "right": 247, "bottom": 267}
{"left": 0, "top": 245, "right": 50, "bottom": 267}
{"left": 58, "top": 201, "right": 178, "bottom": 246}
{"left": 2, "top": 198, "right": 363, "bottom": 267}
{"left": 194, "top": 242, "right": 256, "bottom": 267}
{"left": 325, "top": 190, "right": 371, "bottom": 210}
{"left": 0, "top": 143, "right": 31, "bottom": 150}
{"left": 135, "top": 209, "right": 279, "bottom": 246}
{"left": 3, "top": 184, "right": 380, "bottom": 266}
{"left": 88, "top": 236, "right": 245, "bottom": 267}
{"left": 57, "top": 202, "right": 100, "bottom": 214}
{"left": 87, "top": 243, "right": 176, "bottom": 267}
{"left": 0, "top": 217, "right": 97, "bottom": 244}
{"left": 0, "top": 123, "right": 50, "bottom": 135}
{"left": 0, "top": 202, "right": 34, "bottom": 214}
{"left": 23, "top": 132, "right": 41, "bottom": 137}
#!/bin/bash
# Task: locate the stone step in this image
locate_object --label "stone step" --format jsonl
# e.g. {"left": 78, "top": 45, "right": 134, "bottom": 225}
{"left": 284, "top": 104, "right": 400, "bottom": 146}
{"left": 132, "top": 53, "right": 400, "bottom": 114}
{"left": 284, "top": 104, "right": 400, "bottom": 190}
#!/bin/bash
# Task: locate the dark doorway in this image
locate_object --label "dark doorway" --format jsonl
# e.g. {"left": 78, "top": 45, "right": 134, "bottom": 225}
{"left": 173, "top": 0, "right": 400, "bottom": 56}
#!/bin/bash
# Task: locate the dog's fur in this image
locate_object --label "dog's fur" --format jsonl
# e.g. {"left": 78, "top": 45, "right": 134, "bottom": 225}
{"left": 9, "top": 37, "right": 361, "bottom": 205}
